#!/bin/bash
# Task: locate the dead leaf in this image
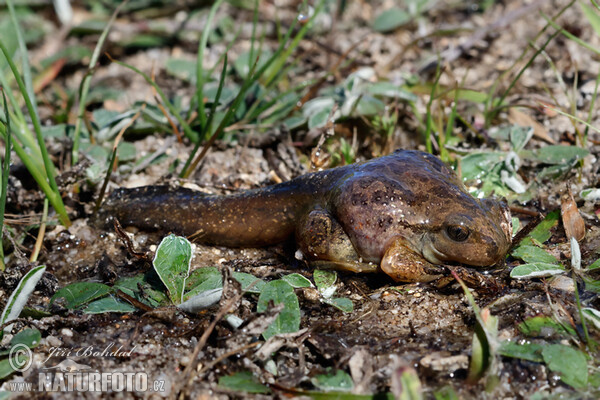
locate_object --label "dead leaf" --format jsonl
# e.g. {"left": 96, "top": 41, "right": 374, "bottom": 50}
{"left": 561, "top": 186, "right": 585, "bottom": 242}
{"left": 508, "top": 107, "right": 555, "bottom": 144}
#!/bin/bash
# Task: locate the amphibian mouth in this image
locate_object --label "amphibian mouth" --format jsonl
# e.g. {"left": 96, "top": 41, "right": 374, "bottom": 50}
{"left": 100, "top": 149, "right": 512, "bottom": 282}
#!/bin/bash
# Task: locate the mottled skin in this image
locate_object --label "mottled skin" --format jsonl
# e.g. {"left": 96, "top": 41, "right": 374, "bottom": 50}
{"left": 101, "top": 149, "right": 512, "bottom": 282}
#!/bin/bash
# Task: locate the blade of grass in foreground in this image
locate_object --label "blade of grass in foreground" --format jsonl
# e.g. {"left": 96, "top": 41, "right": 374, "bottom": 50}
{"left": 0, "top": 265, "right": 46, "bottom": 338}
{"left": 0, "top": 40, "right": 71, "bottom": 227}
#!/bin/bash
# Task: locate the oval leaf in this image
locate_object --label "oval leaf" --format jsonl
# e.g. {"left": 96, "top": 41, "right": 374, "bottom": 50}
{"left": 256, "top": 280, "right": 300, "bottom": 340}
{"left": 153, "top": 234, "right": 192, "bottom": 304}
{"left": 541, "top": 344, "right": 588, "bottom": 388}
{"left": 50, "top": 281, "right": 111, "bottom": 309}
{"left": 281, "top": 273, "right": 312, "bottom": 288}
{"left": 373, "top": 7, "right": 411, "bottom": 32}
{"left": 511, "top": 245, "right": 558, "bottom": 264}
{"left": 84, "top": 296, "right": 137, "bottom": 314}
{"left": 510, "top": 263, "right": 565, "bottom": 279}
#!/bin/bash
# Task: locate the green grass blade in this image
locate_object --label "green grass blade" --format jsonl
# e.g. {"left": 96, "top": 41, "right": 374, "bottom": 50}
{"left": 110, "top": 58, "right": 198, "bottom": 142}
{"left": 0, "top": 41, "right": 70, "bottom": 227}
{"left": 196, "top": 0, "right": 226, "bottom": 136}
{"left": 6, "top": 0, "right": 37, "bottom": 118}
{"left": 484, "top": 1, "right": 574, "bottom": 124}
{"left": 264, "top": 0, "right": 325, "bottom": 87}
{"left": 186, "top": 56, "right": 261, "bottom": 175}
{"left": 248, "top": 0, "right": 259, "bottom": 77}
{"left": 542, "top": 13, "right": 600, "bottom": 56}
{"left": 181, "top": 54, "right": 228, "bottom": 178}
{"left": 425, "top": 63, "right": 443, "bottom": 154}
{"left": 0, "top": 265, "right": 46, "bottom": 338}
{"left": 0, "top": 129, "right": 61, "bottom": 224}
{"left": 0, "top": 90, "right": 11, "bottom": 271}
{"left": 539, "top": 103, "right": 600, "bottom": 135}
{"left": 0, "top": 107, "right": 43, "bottom": 167}
{"left": 487, "top": 29, "right": 561, "bottom": 124}
{"left": 72, "top": 0, "right": 129, "bottom": 165}
{"left": 0, "top": 70, "right": 26, "bottom": 124}
{"left": 584, "top": 71, "right": 600, "bottom": 147}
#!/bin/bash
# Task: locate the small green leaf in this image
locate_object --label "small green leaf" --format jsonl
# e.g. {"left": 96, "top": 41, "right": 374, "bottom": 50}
{"left": 510, "top": 125, "right": 534, "bottom": 152}
{"left": 367, "top": 82, "right": 417, "bottom": 101}
{"left": 541, "top": 344, "right": 588, "bottom": 388}
{"left": 511, "top": 217, "right": 520, "bottom": 236}
{"left": 309, "top": 108, "right": 332, "bottom": 129}
{"left": 11, "top": 328, "right": 41, "bottom": 349}
{"left": 303, "top": 97, "right": 335, "bottom": 129}
{"left": 373, "top": 7, "right": 411, "bottom": 32}
{"left": 41, "top": 124, "right": 69, "bottom": 138}
{"left": 165, "top": 58, "right": 200, "bottom": 83}
{"left": 498, "top": 341, "right": 544, "bottom": 362}
{"left": 460, "top": 152, "right": 505, "bottom": 182}
{"left": 218, "top": 371, "right": 270, "bottom": 394}
{"left": 257, "top": 280, "right": 300, "bottom": 339}
{"left": 312, "top": 369, "right": 354, "bottom": 392}
{"left": 84, "top": 297, "right": 137, "bottom": 314}
{"left": 518, "top": 316, "right": 576, "bottom": 337}
{"left": 281, "top": 273, "right": 312, "bottom": 288}
{"left": 582, "top": 308, "right": 600, "bottom": 330}
{"left": 50, "top": 282, "right": 111, "bottom": 309}
{"left": 524, "top": 210, "right": 560, "bottom": 245}
{"left": 116, "top": 141, "right": 136, "bottom": 162}
{"left": 324, "top": 297, "right": 354, "bottom": 313}
{"left": 353, "top": 95, "right": 385, "bottom": 116}
{"left": 185, "top": 267, "right": 220, "bottom": 289}
{"left": 531, "top": 145, "right": 589, "bottom": 165}
{"left": 232, "top": 272, "right": 265, "bottom": 294}
{"left": 1, "top": 265, "right": 46, "bottom": 338}
{"left": 314, "top": 270, "right": 337, "bottom": 291}
{"left": 511, "top": 245, "right": 558, "bottom": 264}
{"left": 510, "top": 263, "right": 565, "bottom": 279}
{"left": 153, "top": 234, "right": 192, "bottom": 304}
{"left": 0, "top": 328, "right": 42, "bottom": 357}
{"left": 184, "top": 267, "right": 222, "bottom": 301}
{"left": 0, "top": 355, "right": 28, "bottom": 379}
{"left": 314, "top": 270, "right": 338, "bottom": 299}
{"left": 587, "top": 258, "right": 600, "bottom": 271}
{"left": 114, "top": 274, "right": 169, "bottom": 308}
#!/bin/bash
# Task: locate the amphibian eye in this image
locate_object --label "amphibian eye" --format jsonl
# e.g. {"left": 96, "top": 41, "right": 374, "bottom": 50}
{"left": 446, "top": 225, "right": 470, "bottom": 242}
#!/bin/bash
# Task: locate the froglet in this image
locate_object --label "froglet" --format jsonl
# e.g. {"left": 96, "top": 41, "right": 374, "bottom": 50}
{"left": 100, "top": 149, "right": 512, "bottom": 282}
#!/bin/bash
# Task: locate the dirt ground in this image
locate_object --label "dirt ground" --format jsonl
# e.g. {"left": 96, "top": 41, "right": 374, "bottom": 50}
{"left": 2, "top": 0, "right": 600, "bottom": 399}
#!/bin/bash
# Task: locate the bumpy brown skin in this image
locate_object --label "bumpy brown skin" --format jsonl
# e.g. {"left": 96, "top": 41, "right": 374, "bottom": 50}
{"left": 100, "top": 149, "right": 512, "bottom": 282}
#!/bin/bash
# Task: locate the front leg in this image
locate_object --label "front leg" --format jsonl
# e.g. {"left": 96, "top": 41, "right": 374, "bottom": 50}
{"left": 296, "top": 208, "right": 378, "bottom": 274}
{"left": 381, "top": 238, "right": 446, "bottom": 283}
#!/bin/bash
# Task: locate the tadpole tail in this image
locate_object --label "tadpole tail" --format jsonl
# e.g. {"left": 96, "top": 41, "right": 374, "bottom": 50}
{"left": 96, "top": 184, "right": 312, "bottom": 246}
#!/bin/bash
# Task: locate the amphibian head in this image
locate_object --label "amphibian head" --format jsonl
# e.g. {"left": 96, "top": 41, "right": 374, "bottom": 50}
{"left": 330, "top": 150, "right": 513, "bottom": 282}
{"left": 420, "top": 197, "right": 512, "bottom": 267}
